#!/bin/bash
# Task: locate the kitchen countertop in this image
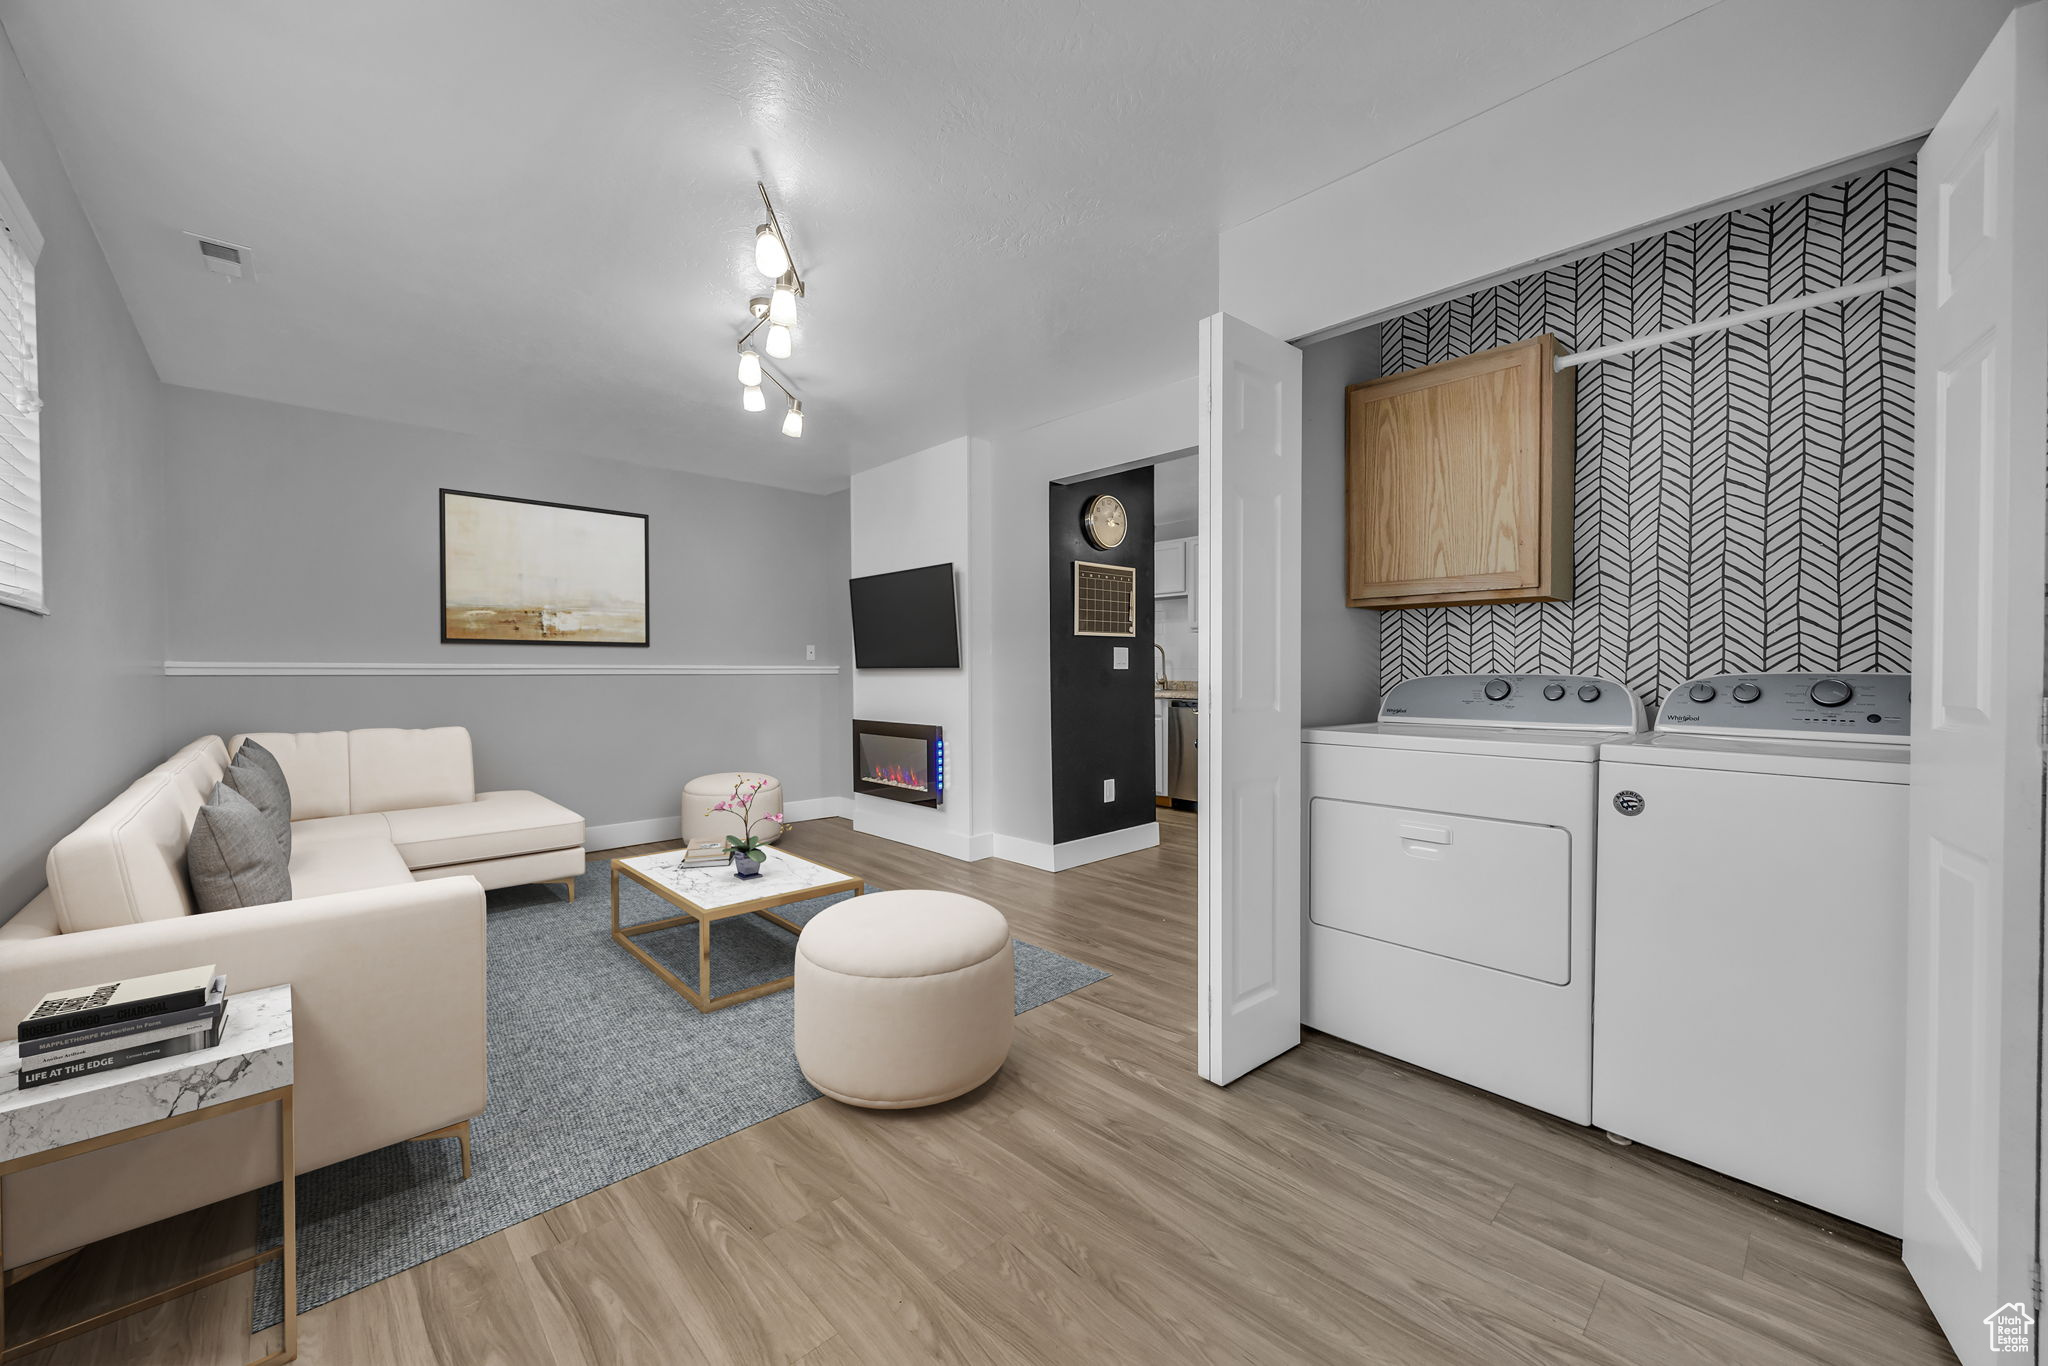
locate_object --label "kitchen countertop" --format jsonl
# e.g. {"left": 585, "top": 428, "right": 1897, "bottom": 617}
{"left": 1155, "top": 688, "right": 1199, "bottom": 701}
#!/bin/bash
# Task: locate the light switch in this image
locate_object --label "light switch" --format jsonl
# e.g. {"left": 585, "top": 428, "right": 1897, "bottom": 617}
{"left": 1112, "top": 647, "right": 1129, "bottom": 670}
{"left": 1103, "top": 778, "right": 1116, "bottom": 802}
{"left": 805, "top": 644, "right": 816, "bottom": 660}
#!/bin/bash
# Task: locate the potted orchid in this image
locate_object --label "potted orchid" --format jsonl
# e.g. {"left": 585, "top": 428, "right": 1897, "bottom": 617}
{"left": 707, "top": 775, "right": 784, "bottom": 879}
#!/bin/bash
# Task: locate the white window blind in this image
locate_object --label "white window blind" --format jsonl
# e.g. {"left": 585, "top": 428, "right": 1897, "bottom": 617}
{"left": 0, "top": 201, "right": 40, "bottom": 615}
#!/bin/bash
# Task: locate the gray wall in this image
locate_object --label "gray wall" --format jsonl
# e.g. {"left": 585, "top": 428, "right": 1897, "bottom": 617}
{"left": 1301, "top": 324, "right": 1381, "bottom": 726}
{"left": 159, "top": 386, "right": 852, "bottom": 833}
{"left": 0, "top": 24, "right": 166, "bottom": 916}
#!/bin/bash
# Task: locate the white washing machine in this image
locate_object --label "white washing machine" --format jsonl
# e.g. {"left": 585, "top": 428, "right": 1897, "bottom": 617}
{"left": 1594, "top": 673, "right": 1909, "bottom": 1234}
{"left": 1302, "top": 674, "right": 1646, "bottom": 1124}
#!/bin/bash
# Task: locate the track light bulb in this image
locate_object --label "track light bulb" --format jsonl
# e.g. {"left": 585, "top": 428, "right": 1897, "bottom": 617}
{"left": 768, "top": 273, "right": 798, "bottom": 325}
{"left": 742, "top": 383, "right": 765, "bottom": 412}
{"left": 764, "top": 323, "right": 792, "bottom": 359}
{"left": 736, "top": 348, "right": 762, "bottom": 386}
{"left": 755, "top": 224, "right": 790, "bottom": 279}
{"left": 782, "top": 400, "right": 804, "bottom": 438}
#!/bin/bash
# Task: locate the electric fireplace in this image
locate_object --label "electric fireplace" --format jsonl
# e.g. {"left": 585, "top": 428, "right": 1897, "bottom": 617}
{"left": 852, "top": 719, "right": 944, "bottom": 806}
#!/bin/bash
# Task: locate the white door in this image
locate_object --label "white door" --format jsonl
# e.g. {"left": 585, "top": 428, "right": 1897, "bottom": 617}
{"left": 1904, "top": 5, "right": 2048, "bottom": 1358}
{"left": 1197, "top": 313, "right": 1303, "bottom": 1084}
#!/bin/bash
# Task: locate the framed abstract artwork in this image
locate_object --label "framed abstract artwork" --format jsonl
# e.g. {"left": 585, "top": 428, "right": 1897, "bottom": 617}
{"left": 439, "top": 489, "right": 649, "bottom": 645}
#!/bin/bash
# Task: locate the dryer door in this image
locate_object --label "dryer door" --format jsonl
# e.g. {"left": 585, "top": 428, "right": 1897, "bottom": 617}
{"left": 1307, "top": 797, "right": 1570, "bottom": 984}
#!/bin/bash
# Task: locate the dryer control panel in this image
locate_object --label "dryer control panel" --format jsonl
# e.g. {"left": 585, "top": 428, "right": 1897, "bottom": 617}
{"left": 1654, "top": 673, "right": 1910, "bottom": 743}
{"left": 1377, "top": 674, "right": 1646, "bottom": 731}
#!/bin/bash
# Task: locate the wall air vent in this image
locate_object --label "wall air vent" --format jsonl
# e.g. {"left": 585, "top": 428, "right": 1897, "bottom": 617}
{"left": 188, "top": 235, "right": 252, "bottom": 281}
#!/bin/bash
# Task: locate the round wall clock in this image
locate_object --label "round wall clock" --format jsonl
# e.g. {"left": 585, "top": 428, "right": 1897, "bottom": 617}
{"left": 1081, "top": 493, "right": 1129, "bottom": 550}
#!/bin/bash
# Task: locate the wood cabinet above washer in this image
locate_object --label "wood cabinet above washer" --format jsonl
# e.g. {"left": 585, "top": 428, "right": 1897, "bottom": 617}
{"left": 1346, "top": 334, "right": 1574, "bottom": 609}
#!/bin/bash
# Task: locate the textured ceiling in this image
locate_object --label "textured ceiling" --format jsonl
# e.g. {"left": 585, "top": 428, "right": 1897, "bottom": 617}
{"left": 0, "top": 0, "right": 1713, "bottom": 491}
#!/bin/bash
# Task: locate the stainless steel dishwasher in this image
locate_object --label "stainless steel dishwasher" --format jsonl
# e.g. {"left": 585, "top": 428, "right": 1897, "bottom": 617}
{"left": 1168, "top": 699, "right": 1198, "bottom": 808}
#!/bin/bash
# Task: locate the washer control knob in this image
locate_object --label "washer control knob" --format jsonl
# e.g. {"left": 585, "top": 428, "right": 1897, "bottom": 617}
{"left": 1542, "top": 683, "right": 1566, "bottom": 701}
{"left": 1483, "top": 678, "right": 1512, "bottom": 701}
{"left": 1577, "top": 684, "right": 1602, "bottom": 703}
{"left": 1687, "top": 682, "right": 1717, "bottom": 703}
{"left": 1809, "top": 678, "right": 1854, "bottom": 708}
{"left": 1731, "top": 682, "right": 1763, "bottom": 704}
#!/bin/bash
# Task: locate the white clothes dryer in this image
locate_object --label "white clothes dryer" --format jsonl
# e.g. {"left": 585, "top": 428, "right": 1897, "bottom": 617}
{"left": 1302, "top": 673, "right": 1646, "bottom": 1124}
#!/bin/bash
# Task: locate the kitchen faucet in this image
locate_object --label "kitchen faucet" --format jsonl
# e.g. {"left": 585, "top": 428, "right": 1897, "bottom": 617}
{"left": 1153, "top": 643, "right": 1169, "bottom": 689}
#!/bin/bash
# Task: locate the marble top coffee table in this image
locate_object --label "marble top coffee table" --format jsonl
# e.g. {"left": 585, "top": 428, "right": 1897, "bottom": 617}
{"left": 611, "top": 848, "right": 863, "bottom": 1012}
{"left": 0, "top": 983, "right": 297, "bottom": 1363}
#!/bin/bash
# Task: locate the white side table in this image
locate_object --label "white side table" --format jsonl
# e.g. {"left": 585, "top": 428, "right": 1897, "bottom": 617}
{"left": 0, "top": 984, "right": 296, "bottom": 1364}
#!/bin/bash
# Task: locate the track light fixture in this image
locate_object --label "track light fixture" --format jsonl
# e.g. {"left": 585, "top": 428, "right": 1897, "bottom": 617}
{"left": 733, "top": 182, "right": 810, "bottom": 436}
{"left": 768, "top": 272, "right": 798, "bottom": 326}
{"left": 755, "top": 223, "right": 790, "bottom": 279}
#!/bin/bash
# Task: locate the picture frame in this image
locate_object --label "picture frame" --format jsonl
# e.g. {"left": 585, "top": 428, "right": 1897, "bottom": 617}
{"left": 439, "top": 488, "right": 650, "bottom": 646}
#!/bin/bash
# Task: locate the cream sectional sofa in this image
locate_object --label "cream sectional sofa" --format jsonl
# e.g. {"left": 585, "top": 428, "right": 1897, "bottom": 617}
{"left": 0, "top": 727, "right": 584, "bottom": 1269}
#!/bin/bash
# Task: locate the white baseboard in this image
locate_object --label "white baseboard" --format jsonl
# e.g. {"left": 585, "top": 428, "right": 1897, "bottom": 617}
{"left": 586, "top": 796, "right": 852, "bottom": 852}
{"left": 993, "top": 821, "right": 1161, "bottom": 872}
{"left": 783, "top": 796, "right": 853, "bottom": 822}
{"left": 588, "top": 802, "right": 1154, "bottom": 871}
{"left": 585, "top": 815, "right": 678, "bottom": 850}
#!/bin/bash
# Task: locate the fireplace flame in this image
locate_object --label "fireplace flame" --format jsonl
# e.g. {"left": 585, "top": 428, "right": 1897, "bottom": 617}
{"left": 863, "top": 761, "right": 927, "bottom": 791}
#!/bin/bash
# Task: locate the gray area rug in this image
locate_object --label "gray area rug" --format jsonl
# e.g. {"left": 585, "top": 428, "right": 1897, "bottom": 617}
{"left": 252, "top": 853, "right": 1108, "bottom": 1329}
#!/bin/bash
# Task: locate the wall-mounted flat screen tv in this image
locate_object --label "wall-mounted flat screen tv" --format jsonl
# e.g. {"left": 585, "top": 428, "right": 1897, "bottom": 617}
{"left": 849, "top": 563, "right": 961, "bottom": 669}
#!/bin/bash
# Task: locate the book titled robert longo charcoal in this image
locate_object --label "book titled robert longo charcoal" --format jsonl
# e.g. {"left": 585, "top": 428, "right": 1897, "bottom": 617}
{"left": 18, "top": 966, "right": 224, "bottom": 1043}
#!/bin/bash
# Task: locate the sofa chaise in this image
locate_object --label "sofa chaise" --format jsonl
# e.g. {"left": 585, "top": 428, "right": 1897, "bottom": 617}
{"left": 0, "top": 726, "right": 583, "bottom": 1269}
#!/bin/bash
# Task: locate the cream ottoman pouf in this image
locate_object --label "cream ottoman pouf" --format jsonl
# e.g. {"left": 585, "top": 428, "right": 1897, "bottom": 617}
{"left": 681, "top": 772, "right": 784, "bottom": 846}
{"left": 795, "top": 890, "right": 1014, "bottom": 1109}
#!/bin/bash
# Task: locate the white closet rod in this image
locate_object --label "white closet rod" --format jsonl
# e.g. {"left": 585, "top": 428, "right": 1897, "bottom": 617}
{"left": 1553, "top": 270, "right": 1916, "bottom": 371}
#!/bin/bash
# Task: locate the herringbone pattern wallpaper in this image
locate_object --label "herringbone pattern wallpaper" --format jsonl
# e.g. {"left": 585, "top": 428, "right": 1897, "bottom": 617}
{"left": 1376, "top": 164, "right": 1915, "bottom": 707}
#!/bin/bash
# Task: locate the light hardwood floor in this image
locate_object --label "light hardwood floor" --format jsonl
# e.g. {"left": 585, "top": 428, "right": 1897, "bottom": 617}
{"left": 9, "top": 810, "right": 1955, "bottom": 1365}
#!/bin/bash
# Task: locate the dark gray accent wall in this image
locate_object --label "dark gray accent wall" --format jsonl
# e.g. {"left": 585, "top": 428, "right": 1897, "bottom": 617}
{"left": 159, "top": 386, "right": 853, "bottom": 830}
{"left": 1047, "top": 467, "right": 1155, "bottom": 845}
{"left": 0, "top": 25, "right": 166, "bottom": 917}
{"left": 1301, "top": 323, "right": 1382, "bottom": 727}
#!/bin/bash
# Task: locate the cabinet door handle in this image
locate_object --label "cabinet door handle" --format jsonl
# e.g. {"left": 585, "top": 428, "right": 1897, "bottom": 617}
{"left": 1397, "top": 822, "right": 1451, "bottom": 844}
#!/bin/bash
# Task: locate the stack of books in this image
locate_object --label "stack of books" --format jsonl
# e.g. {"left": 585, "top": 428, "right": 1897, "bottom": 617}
{"left": 679, "top": 838, "right": 731, "bottom": 868}
{"left": 16, "top": 965, "right": 229, "bottom": 1090}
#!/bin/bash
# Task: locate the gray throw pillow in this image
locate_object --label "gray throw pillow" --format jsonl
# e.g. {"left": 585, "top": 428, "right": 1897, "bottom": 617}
{"left": 188, "top": 782, "right": 293, "bottom": 912}
{"left": 225, "top": 739, "right": 292, "bottom": 857}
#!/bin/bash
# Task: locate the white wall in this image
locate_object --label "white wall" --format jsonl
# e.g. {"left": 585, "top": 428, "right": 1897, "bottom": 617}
{"left": 0, "top": 22, "right": 166, "bottom": 917}
{"left": 1221, "top": 0, "right": 2014, "bottom": 343}
{"left": 848, "top": 436, "right": 994, "bottom": 860}
{"left": 986, "top": 379, "right": 1197, "bottom": 852}
{"left": 1299, "top": 325, "right": 1381, "bottom": 726}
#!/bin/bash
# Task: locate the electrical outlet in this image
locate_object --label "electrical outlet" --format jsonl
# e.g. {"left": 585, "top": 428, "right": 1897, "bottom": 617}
{"left": 805, "top": 644, "right": 816, "bottom": 660}
{"left": 1112, "top": 647, "right": 1129, "bottom": 670}
{"left": 1103, "top": 778, "right": 1116, "bottom": 802}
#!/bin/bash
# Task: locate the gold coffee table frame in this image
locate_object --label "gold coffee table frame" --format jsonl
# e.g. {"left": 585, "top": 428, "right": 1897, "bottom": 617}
{"left": 611, "top": 854, "right": 863, "bottom": 1012}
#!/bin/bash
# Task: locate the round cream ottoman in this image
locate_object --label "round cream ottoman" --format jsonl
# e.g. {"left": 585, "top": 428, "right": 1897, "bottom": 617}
{"left": 682, "top": 772, "right": 784, "bottom": 845}
{"left": 794, "top": 890, "right": 1014, "bottom": 1109}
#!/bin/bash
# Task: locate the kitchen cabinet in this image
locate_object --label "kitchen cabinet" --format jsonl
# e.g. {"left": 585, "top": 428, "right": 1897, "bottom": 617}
{"left": 1154, "top": 700, "right": 1170, "bottom": 799}
{"left": 1155, "top": 535, "right": 1204, "bottom": 627}
{"left": 1346, "top": 333, "right": 1575, "bottom": 608}
{"left": 1154, "top": 537, "right": 1190, "bottom": 597}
